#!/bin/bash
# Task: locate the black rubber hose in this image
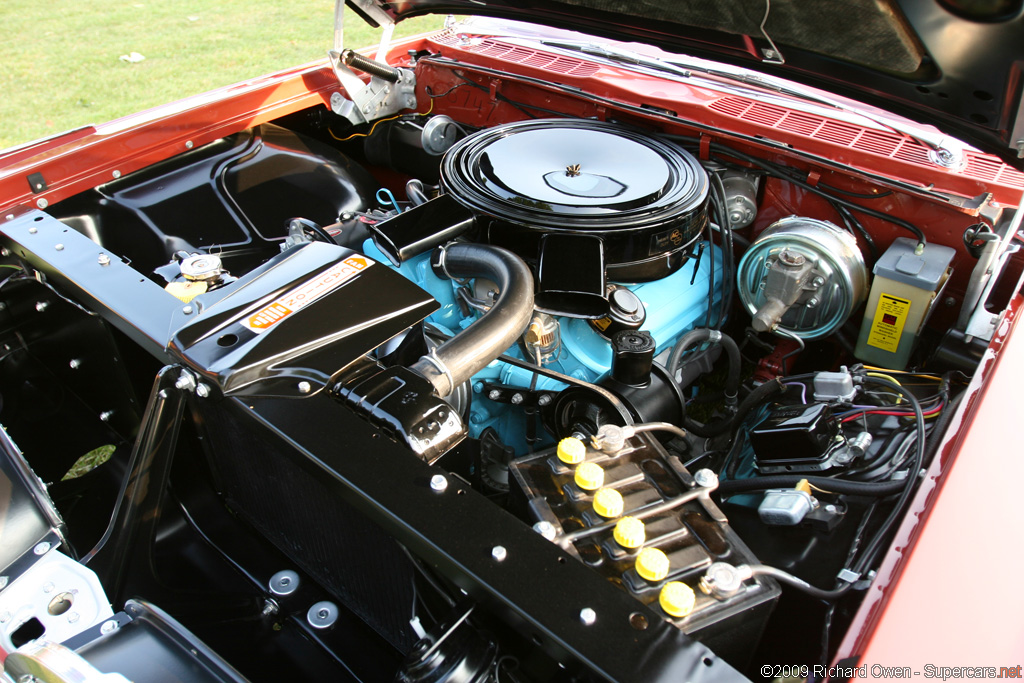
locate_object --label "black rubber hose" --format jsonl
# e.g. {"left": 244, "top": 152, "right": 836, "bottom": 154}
{"left": 721, "top": 378, "right": 792, "bottom": 476}
{"left": 410, "top": 244, "right": 535, "bottom": 397}
{"left": 668, "top": 329, "right": 741, "bottom": 404}
{"left": 669, "top": 330, "right": 744, "bottom": 438}
{"left": 717, "top": 473, "right": 908, "bottom": 497}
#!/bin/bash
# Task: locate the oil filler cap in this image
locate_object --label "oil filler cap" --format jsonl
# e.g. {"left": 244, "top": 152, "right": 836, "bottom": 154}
{"left": 636, "top": 547, "right": 670, "bottom": 582}
{"left": 574, "top": 462, "right": 604, "bottom": 491}
{"left": 613, "top": 516, "right": 645, "bottom": 548}
{"left": 592, "top": 488, "right": 624, "bottom": 518}
{"left": 557, "top": 437, "right": 586, "bottom": 465}
{"left": 659, "top": 581, "right": 696, "bottom": 618}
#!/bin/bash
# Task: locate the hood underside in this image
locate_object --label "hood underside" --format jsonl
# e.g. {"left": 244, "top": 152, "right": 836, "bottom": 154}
{"left": 351, "top": 0, "right": 1024, "bottom": 171}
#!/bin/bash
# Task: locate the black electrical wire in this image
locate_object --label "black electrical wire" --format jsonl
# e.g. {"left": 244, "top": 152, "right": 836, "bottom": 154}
{"left": 706, "top": 378, "right": 790, "bottom": 472}
{"left": 848, "top": 377, "right": 926, "bottom": 576}
{"left": 748, "top": 565, "right": 852, "bottom": 601}
{"left": 710, "top": 171, "right": 736, "bottom": 326}
{"left": 662, "top": 135, "right": 927, "bottom": 246}
{"left": 703, "top": 212, "right": 717, "bottom": 329}
{"left": 833, "top": 202, "right": 879, "bottom": 262}
{"left": 818, "top": 182, "right": 893, "bottom": 199}
{"left": 845, "top": 424, "right": 915, "bottom": 480}
{"left": 717, "top": 473, "right": 909, "bottom": 497}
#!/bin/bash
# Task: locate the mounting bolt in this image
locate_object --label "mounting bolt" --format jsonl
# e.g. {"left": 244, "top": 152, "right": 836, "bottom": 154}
{"left": 491, "top": 545, "right": 507, "bottom": 562}
{"left": 297, "top": 381, "right": 312, "bottom": 394}
{"left": 182, "top": 305, "right": 194, "bottom": 314}
{"left": 69, "top": 358, "right": 82, "bottom": 370}
{"left": 112, "top": 170, "right": 121, "bottom": 179}
{"left": 261, "top": 599, "right": 279, "bottom": 617}
{"left": 510, "top": 393, "right": 524, "bottom": 405}
{"left": 67, "top": 611, "right": 80, "bottom": 624}
{"left": 538, "top": 394, "right": 552, "bottom": 406}
{"left": 806, "top": 298, "right": 819, "bottom": 309}
{"left": 811, "top": 276, "right": 826, "bottom": 288}
{"left": 175, "top": 371, "right": 196, "bottom": 393}
{"left": 533, "top": 520, "right": 556, "bottom": 540}
{"left": 430, "top": 474, "right": 448, "bottom": 492}
{"left": 35, "top": 301, "right": 48, "bottom": 312}
{"left": 54, "top": 244, "right": 64, "bottom": 251}
{"left": 185, "top": 140, "right": 194, "bottom": 149}
{"left": 97, "top": 253, "right": 111, "bottom": 266}
{"left": 195, "top": 384, "right": 210, "bottom": 398}
{"left": 306, "top": 601, "right": 339, "bottom": 629}
{"left": 36, "top": 198, "right": 48, "bottom": 209}
{"left": 0, "top": 248, "right": 8, "bottom": 257}
{"left": 29, "top": 227, "right": 38, "bottom": 234}
{"left": 269, "top": 570, "right": 300, "bottom": 596}
{"left": 33, "top": 542, "right": 50, "bottom": 555}
{"left": 693, "top": 469, "right": 719, "bottom": 489}
{"left": 579, "top": 607, "right": 597, "bottom": 626}
{"left": 487, "top": 389, "right": 501, "bottom": 400}
{"left": 100, "top": 620, "right": 119, "bottom": 634}
{"left": 99, "top": 410, "right": 114, "bottom": 422}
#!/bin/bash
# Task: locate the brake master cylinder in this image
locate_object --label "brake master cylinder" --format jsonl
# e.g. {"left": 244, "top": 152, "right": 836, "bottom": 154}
{"left": 737, "top": 217, "right": 868, "bottom": 339}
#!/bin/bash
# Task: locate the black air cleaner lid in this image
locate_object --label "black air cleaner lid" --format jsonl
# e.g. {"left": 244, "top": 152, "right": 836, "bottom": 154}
{"left": 441, "top": 119, "right": 707, "bottom": 230}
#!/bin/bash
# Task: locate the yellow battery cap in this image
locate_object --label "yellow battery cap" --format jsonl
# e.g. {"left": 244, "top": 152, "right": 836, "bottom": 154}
{"left": 636, "top": 547, "right": 670, "bottom": 582}
{"left": 557, "top": 437, "right": 586, "bottom": 465}
{"left": 574, "top": 462, "right": 604, "bottom": 491}
{"left": 592, "top": 488, "right": 624, "bottom": 518}
{"left": 613, "top": 516, "right": 645, "bottom": 549}
{"left": 659, "top": 581, "right": 696, "bottom": 618}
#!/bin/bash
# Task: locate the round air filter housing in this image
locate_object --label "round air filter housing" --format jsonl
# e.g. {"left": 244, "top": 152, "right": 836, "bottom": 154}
{"left": 441, "top": 119, "right": 708, "bottom": 283}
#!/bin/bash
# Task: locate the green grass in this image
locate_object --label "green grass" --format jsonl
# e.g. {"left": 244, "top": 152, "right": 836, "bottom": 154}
{"left": 0, "top": 1, "right": 445, "bottom": 149}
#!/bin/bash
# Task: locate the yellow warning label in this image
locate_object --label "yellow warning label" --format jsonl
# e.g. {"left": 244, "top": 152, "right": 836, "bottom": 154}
{"left": 591, "top": 317, "right": 612, "bottom": 332}
{"left": 866, "top": 293, "right": 911, "bottom": 353}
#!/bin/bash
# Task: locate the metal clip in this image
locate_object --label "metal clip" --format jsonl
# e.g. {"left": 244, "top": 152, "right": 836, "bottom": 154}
{"left": 759, "top": 0, "right": 785, "bottom": 64}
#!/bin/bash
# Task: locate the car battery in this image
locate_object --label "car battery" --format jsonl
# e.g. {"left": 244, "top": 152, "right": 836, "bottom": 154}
{"left": 508, "top": 431, "right": 778, "bottom": 665}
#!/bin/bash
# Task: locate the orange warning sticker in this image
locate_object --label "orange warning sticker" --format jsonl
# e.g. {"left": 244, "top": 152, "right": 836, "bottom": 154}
{"left": 243, "top": 255, "right": 371, "bottom": 334}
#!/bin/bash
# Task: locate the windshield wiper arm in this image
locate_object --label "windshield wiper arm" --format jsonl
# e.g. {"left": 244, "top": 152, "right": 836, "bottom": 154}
{"left": 537, "top": 39, "right": 693, "bottom": 79}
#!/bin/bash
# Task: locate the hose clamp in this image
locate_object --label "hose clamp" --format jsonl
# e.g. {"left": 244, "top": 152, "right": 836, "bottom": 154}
{"left": 435, "top": 245, "right": 468, "bottom": 284}
{"left": 422, "top": 347, "right": 456, "bottom": 396}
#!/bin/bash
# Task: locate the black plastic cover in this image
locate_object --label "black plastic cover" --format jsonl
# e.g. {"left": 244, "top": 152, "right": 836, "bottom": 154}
{"left": 168, "top": 242, "right": 438, "bottom": 397}
{"left": 749, "top": 403, "right": 839, "bottom": 468}
{"left": 333, "top": 363, "right": 466, "bottom": 463}
{"left": 369, "top": 194, "right": 476, "bottom": 266}
{"left": 535, "top": 233, "right": 607, "bottom": 318}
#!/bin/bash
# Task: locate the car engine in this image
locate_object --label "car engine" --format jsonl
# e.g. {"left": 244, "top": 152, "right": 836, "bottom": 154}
{"left": 0, "top": 33, "right": 1020, "bottom": 683}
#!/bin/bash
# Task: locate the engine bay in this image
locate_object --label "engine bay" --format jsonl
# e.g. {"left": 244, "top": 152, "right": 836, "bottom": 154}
{"left": 1, "top": 28, "right": 1022, "bottom": 682}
